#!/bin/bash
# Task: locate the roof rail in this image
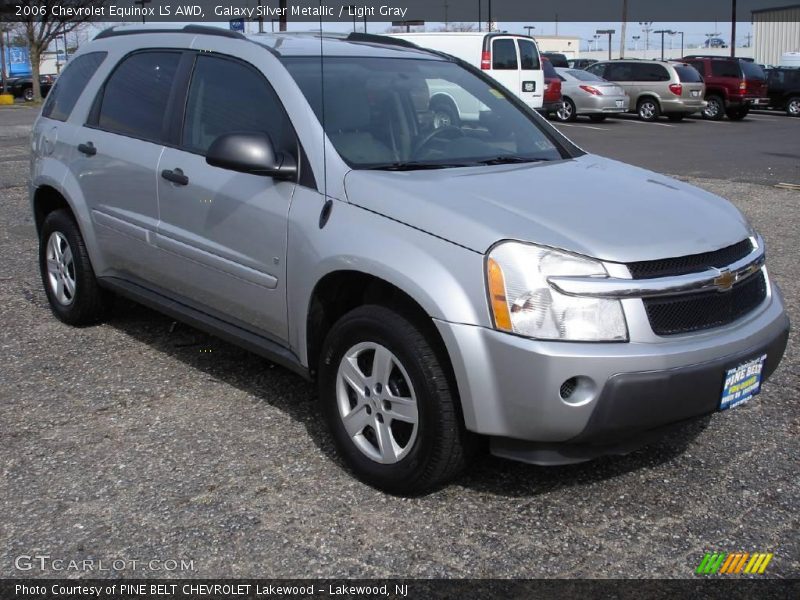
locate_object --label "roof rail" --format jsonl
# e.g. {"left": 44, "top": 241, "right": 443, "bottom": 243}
{"left": 95, "top": 24, "right": 246, "bottom": 41}
{"left": 346, "top": 32, "right": 419, "bottom": 49}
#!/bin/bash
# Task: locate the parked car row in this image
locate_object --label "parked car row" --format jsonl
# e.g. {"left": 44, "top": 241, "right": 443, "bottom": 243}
{"left": 1, "top": 74, "right": 55, "bottom": 101}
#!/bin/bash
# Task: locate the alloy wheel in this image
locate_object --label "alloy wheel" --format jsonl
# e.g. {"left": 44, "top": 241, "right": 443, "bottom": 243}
{"left": 788, "top": 98, "right": 800, "bottom": 117}
{"left": 335, "top": 341, "right": 418, "bottom": 464}
{"left": 45, "top": 231, "right": 77, "bottom": 306}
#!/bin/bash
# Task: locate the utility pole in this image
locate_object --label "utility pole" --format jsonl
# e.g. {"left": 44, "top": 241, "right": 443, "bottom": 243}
{"left": 279, "top": 0, "right": 287, "bottom": 31}
{"left": 620, "top": 0, "right": 628, "bottom": 58}
{"left": 134, "top": 0, "right": 151, "bottom": 24}
{"left": 257, "top": 0, "right": 264, "bottom": 33}
{"left": 731, "top": 0, "right": 737, "bottom": 57}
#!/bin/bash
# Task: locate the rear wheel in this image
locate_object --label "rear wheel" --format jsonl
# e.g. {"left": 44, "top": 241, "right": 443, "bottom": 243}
{"left": 318, "top": 305, "right": 471, "bottom": 495}
{"left": 703, "top": 95, "right": 725, "bottom": 120}
{"left": 785, "top": 96, "right": 800, "bottom": 117}
{"left": 39, "top": 209, "right": 112, "bottom": 325}
{"left": 726, "top": 106, "right": 750, "bottom": 120}
{"left": 23, "top": 87, "right": 34, "bottom": 102}
{"left": 554, "top": 97, "right": 577, "bottom": 122}
{"left": 637, "top": 97, "right": 660, "bottom": 121}
{"left": 588, "top": 114, "right": 607, "bottom": 122}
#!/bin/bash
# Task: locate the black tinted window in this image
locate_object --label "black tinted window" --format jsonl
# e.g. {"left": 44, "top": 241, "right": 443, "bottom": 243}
{"left": 741, "top": 61, "right": 765, "bottom": 80}
{"left": 586, "top": 63, "right": 606, "bottom": 78}
{"left": 42, "top": 52, "right": 106, "bottom": 121}
{"left": 631, "top": 63, "right": 670, "bottom": 81}
{"left": 605, "top": 63, "right": 634, "bottom": 81}
{"left": 711, "top": 61, "right": 741, "bottom": 78}
{"left": 518, "top": 40, "right": 540, "bottom": 70}
{"left": 98, "top": 51, "right": 180, "bottom": 141}
{"left": 492, "top": 39, "right": 517, "bottom": 70}
{"left": 685, "top": 60, "right": 705, "bottom": 75}
{"left": 674, "top": 65, "right": 703, "bottom": 82}
{"left": 182, "top": 55, "right": 293, "bottom": 156}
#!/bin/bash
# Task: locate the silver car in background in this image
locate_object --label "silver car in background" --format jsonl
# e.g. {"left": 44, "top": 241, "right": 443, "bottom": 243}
{"left": 553, "top": 68, "right": 629, "bottom": 122}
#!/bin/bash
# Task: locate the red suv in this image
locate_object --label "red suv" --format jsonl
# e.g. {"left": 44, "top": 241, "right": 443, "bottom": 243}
{"left": 682, "top": 55, "right": 768, "bottom": 120}
{"left": 541, "top": 57, "right": 563, "bottom": 116}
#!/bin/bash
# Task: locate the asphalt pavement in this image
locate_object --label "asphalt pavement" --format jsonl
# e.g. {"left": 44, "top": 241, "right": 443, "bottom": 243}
{"left": 1, "top": 105, "right": 798, "bottom": 579}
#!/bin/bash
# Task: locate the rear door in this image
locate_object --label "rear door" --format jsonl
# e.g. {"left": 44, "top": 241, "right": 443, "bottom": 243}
{"left": 76, "top": 50, "right": 182, "bottom": 283}
{"left": 516, "top": 38, "right": 544, "bottom": 109}
{"left": 154, "top": 52, "right": 296, "bottom": 340}
{"left": 673, "top": 64, "right": 705, "bottom": 104}
{"left": 487, "top": 37, "right": 521, "bottom": 97}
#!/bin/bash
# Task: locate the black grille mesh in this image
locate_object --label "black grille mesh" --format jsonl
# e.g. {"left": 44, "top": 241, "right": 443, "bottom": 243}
{"left": 644, "top": 271, "right": 767, "bottom": 336}
{"left": 628, "top": 239, "right": 753, "bottom": 280}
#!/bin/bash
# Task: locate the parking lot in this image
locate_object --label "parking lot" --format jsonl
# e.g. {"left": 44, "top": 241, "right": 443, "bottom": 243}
{"left": 1, "top": 104, "right": 798, "bottom": 579}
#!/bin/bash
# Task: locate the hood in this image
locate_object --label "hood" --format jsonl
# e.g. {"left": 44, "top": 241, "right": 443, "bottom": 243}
{"left": 343, "top": 154, "right": 752, "bottom": 263}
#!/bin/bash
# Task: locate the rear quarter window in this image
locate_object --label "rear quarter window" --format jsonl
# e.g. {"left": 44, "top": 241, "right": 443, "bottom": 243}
{"left": 711, "top": 61, "right": 741, "bottom": 78}
{"left": 674, "top": 65, "right": 703, "bottom": 83}
{"left": 741, "top": 61, "right": 766, "bottom": 80}
{"left": 492, "top": 39, "right": 517, "bottom": 70}
{"left": 41, "top": 52, "right": 107, "bottom": 121}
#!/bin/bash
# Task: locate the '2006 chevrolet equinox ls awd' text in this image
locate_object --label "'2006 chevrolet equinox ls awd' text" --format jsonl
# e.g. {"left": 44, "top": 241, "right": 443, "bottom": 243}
{"left": 31, "top": 27, "right": 789, "bottom": 494}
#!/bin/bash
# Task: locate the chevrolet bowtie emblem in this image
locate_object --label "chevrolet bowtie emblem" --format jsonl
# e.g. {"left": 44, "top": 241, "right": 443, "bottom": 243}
{"left": 714, "top": 269, "right": 736, "bottom": 292}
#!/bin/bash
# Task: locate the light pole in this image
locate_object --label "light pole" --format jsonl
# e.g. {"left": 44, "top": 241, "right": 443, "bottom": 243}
{"left": 654, "top": 29, "right": 675, "bottom": 60}
{"left": 524, "top": 25, "right": 535, "bottom": 37}
{"left": 596, "top": 29, "right": 615, "bottom": 60}
{"left": 639, "top": 21, "right": 653, "bottom": 59}
{"left": 592, "top": 34, "right": 600, "bottom": 52}
{"left": 632, "top": 35, "right": 640, "bottom": 51}
{"left": 673, "top": 31, "right": 685, "bottom": 57}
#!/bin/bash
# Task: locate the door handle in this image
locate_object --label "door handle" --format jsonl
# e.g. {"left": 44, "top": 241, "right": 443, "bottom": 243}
{"left": 161, "top": 168, "right": 189, "bottom": 186}
{"left": 77, "top": 142, "right": 96, "bottom": 156}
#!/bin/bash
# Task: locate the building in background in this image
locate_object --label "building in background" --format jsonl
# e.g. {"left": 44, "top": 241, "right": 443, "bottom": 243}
{"left": 753, "top": 4, "right": 800, "bottom": 66}
{"left": 533, "top": 35, "right": 581, "bottom": 58}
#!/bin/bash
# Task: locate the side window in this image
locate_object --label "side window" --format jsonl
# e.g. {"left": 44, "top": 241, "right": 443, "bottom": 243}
{"left": 96, "top": 51, "right": 180, "bottom": 142}
{"left": 492, "top": 39, "right": 518, "bottom": 70}
{"left": 606, "top": 63, "right": 633, "bottom": 81}
{"left": 633, "top": 63, "right": 670, "bottom": 82}
{"left": 42, "top": 52, "right": 106, "bottom": 121}
{"left": 517, "top": 40, "right": 540, "bottom": 70}
{"left": 182, "top": 54, "right": 294, "bottom": 157}
{"left": 711, "top": 61, "right": 740, "bottom": 78}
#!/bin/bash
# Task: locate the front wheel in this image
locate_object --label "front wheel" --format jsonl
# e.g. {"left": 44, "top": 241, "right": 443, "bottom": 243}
{"left": 318, "top": 305, "right": 471, "bottom": 495}
{"left": 637, "top": 98, "right": 660, "bottom": 121}
{"left": 23, "top": 87, "right": 34, "bottom": 102}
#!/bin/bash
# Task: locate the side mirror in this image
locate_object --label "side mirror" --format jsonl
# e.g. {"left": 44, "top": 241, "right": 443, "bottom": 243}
{"left": 205, "top": 132, "right": 297, "bottom": 179}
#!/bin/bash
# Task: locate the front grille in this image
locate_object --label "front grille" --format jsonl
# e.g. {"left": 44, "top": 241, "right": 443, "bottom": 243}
{"left": 627, "top": 239, "right": 753, "bottom": 279}
{"left": 644, "top": 270, "right": 767, "bottom": 335}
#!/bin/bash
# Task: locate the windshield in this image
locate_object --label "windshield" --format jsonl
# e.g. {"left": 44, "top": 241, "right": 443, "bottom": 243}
{"left": 282, "top": 56, "right": 565, "bottom": 169}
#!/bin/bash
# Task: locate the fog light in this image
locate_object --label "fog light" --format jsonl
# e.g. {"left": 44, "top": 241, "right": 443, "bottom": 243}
{"left": 558, "top": 376, "right": 596, "bottom": 406}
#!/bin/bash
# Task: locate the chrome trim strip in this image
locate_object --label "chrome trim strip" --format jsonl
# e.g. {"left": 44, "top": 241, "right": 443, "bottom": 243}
{"left": 548, "top": 241, "right": 765, "bottom": 299}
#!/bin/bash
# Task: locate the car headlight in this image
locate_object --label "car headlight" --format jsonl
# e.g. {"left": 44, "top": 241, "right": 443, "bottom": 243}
{"left": 486, "top": 242, "right": 628, "bottom": 342}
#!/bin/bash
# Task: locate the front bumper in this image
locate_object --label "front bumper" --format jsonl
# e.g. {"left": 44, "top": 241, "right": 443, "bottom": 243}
{"left": 434, "top": 282, "right": 789, "bottom": 457}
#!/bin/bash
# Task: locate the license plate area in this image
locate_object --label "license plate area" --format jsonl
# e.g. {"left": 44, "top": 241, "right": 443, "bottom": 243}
{"left": 720, "top": 354, "right": 767, "bottom": 410}
{"left": 615, "top": 99, "right": 624, "bottom": 107}
{"left": 691, "top": 90, "right": 701, "bottom": 97}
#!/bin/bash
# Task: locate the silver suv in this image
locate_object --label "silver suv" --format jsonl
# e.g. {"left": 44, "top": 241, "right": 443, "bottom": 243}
{"left": 586, "top": 59, "right": 706, "bottom": 121}
{"left": 31, "top": 27, "right": 789, "bottom": 494}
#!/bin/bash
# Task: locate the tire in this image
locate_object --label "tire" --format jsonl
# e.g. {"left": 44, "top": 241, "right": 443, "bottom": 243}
{"left": 588, "top": 114, "right": 607, "bottom": 122}
{"left": 39, "top": 209, "right": 112, "bottom": 326}
{"left": 554, "top": 97, "right": 577, "bottom": 122}
{"left": 318, "top": 305, "right": 471, "bottom": 495}
{"left": 786, "top": 96, "right": 800, "bottom": 117}
{"left": 726, "top": 106, "right": 749, "bottom": 120}
{"left": 23, "top": 87, "right": 34, "bottom": 102}
{"left": 637, "top": 97, "right": 660, "bottom": 121}
{"left": 666, "top": 113, "right": 685, "bottom": 122}
{"left": 702, "top": 95, "right": 725, "bottom": 120}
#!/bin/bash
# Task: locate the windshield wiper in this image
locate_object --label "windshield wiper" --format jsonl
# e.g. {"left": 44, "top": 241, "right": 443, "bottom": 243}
{"left": 366, "top": 161, "right": 474, "bottom": 171}
{"left": 474, "top": 156, "right": 551, "bottom": 166}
